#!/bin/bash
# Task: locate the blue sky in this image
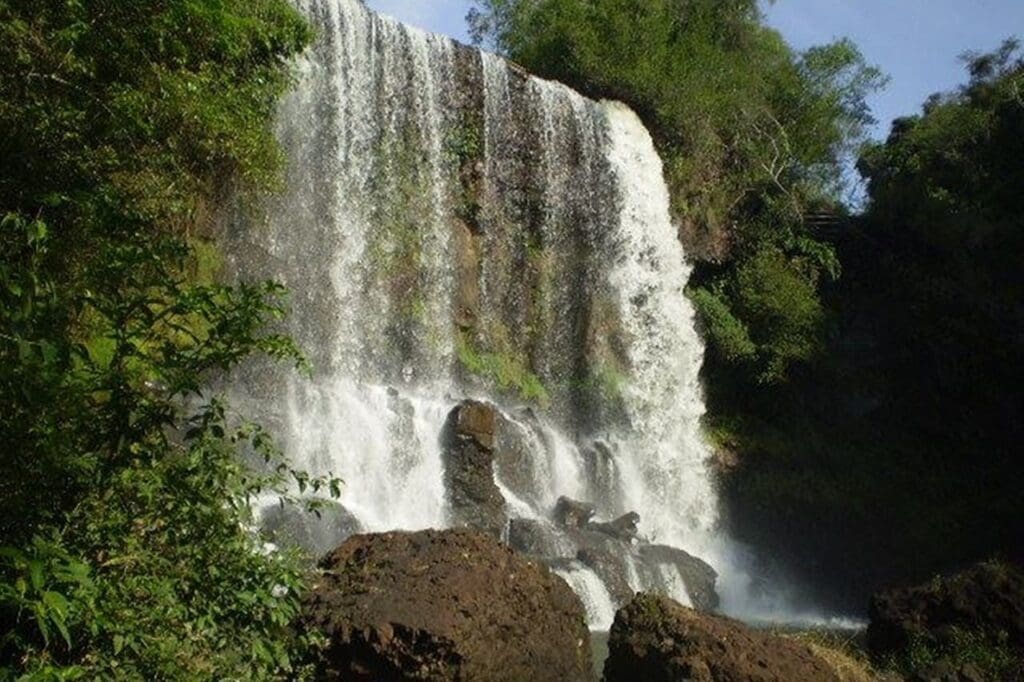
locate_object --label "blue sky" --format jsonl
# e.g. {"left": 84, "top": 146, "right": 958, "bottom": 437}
{"left": 365, "top": 0, "right": 1024, "bottom": 141}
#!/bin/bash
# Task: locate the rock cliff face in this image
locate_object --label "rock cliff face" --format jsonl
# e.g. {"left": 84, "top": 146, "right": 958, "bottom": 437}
{"left": 303, "top": 529, "right": 593, "bottom": 681}
{"left": 604, "top": 593, "right": 841, "bottom": 682}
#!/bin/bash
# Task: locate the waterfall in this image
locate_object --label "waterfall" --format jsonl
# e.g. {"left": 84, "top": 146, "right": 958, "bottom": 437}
{"left": 553, "top": 563, "right": 618, "bottom": 631}
{"left": 226, "top": 0, "right": 743, "bottom": 628}
{"left": 600, "top": 103, "right": 719, "bottom": 552}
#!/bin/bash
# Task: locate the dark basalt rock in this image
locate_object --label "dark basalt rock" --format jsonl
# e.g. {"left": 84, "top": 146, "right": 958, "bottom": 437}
{"left": 604, "top": 593, "right": 841, "bottom": 682}
{"left": 304, "top": 529, "right": 593, "bottom": 681}
{"left": 441, "top": 401, "right": 506, "bottom": 538}
{"left": 260, "top": 500, "right": 362, "bottom": 558}
{"left": 576, "top": 544, "right": 635, "bottom": 606}
{"left": 547, "top": 494, "right": 721, "bottom": 613}
{"left": 508, "top": 517, "right": 571, "bottom": 559}
{"left": 493, "top": 409, "right": 545, "bottom": 507}
{"left": 587, "top": 511, "right": 640, "bottom": 542}
{"left": 638, "top": 544, "right": 720, "bottom": 612}
{"left": 554, "top": 496, "right": 596, "bottom": 529}
{"left": 868, "top": 560, "right": 1024, "bottom": 662}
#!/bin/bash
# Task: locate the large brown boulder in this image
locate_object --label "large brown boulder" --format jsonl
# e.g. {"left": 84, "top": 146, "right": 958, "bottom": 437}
{"left": 604, "top": 593, "right": 841, "bottom": 682}
{"left": 304, "top": 529, "right": 593, "bottom": 681}
{"left": 441, "top": 401, "right": 506, "bottom": 538}
{"left": 867, "top": 560, "right": 1024, "bottom": 662}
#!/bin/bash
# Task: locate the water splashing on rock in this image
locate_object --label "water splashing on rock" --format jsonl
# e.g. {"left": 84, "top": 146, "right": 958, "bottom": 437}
{"left": 226, "top": 0, "right": 756, "bottom": 628}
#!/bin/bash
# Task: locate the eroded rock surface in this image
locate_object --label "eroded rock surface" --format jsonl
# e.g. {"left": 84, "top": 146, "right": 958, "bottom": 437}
{"left": 304, "top": 529, "right": 593, "bottom": 681}
{"left": 260, "top": 501, "right": 362, "bottom": 557}
{"left": 554, "top": 496, "right": 597, "bottom": 529}
{"left": 508, "top": 497, "right": 720, "bottom": 614}
{"left": 441, "top": 401, "right": 506, "bottom": 538}
{"left": 639, "top": 544, "right": 720, "bottom": 612}
{"left": 604, "top": 593, "right": 841, "bottom": 682}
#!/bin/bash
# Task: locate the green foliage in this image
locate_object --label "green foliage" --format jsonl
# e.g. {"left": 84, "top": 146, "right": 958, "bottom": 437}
{"left": 704, "top": 41, "right": 1024, "bottom": 615}
{"left": 468, "top": 0, "right": 884, "bottom": 384}
{"left": 853, "top": 39, "right": 1024, "bottom": 459}
{"left": 885, "top": 628, "right": 1018, "bottom": 680}
{"left": 733, "top": 248, "right": 825, "bottom": 383}
{"left": 690, "top": 287, "right": 756, "bottom": 363}
{"left": 694, "top": 247, "right": 824, "bottom": 383}
{"left": 0, "top": 1, "right": 337, "bottom": 678}
{"left": 457, "top": 333, "right": 550, "bottom": 406}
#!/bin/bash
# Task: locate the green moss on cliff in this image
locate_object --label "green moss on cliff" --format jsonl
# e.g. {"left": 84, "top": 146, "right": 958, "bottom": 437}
{"left": 457, "top": 333, "right": 550, "bottom": 406}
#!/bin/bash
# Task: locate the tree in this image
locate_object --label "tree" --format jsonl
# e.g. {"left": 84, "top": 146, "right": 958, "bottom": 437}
{"left": 0, "top": 2, "right": 339, "bottom": 677}
{"left": 856, "top": 38, "right": 1024, "bottom": 447}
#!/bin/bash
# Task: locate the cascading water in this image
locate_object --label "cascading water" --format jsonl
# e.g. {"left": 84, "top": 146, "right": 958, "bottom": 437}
{"left": 225, "top": 0, "right": 764, "bottom": 628}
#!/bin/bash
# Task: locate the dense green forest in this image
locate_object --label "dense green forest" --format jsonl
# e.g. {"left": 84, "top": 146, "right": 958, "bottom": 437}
{"left": 0, "top": 1, "right": 338, "bottom": 677}
{"left": 470, "top": 0, "right": 1023, "bottom": 614}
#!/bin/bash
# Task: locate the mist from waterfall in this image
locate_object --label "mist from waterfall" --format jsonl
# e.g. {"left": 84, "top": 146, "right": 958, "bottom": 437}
{"left": 223, "top": 0, "right": 847, "bottom": 629}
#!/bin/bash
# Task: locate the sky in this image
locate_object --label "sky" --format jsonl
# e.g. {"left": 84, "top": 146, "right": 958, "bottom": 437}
{"left": 365, "top": 0, "right": 1024, "bottom": 142}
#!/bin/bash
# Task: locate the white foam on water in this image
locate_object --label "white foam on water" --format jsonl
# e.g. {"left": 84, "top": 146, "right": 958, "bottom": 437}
{"left": 554, "top": 563, "right": 618, "bottom": 632}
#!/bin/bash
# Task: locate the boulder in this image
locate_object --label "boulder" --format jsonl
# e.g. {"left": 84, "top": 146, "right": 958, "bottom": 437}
{"left": 493, "top": 410, "right": 545, "bottom": 507}
{"left": 441, "top": 401, "right": 506, "bottom": 538}
{"left": 868, "top": 560, "right": 1024, "bottom": 662}
{"left": 638, "top": 544, "right": 720, "bottom": 612}
{"left": 604, "top": 593, "right": 841, "bottom": 682}
{"left": 588, "top": 512, "right": 641, "bottom": 542}
{"left": 452, "top": 399, "right": 496, "bottom": 450}
{"left": 260, "top": 500, "right": 362, "bottom": 557}
{"left": 554, "top": 496, "right": 596, "bottom": 529}
{"left": 304, "top": 529, "right": 593, "bottom": 681}
{"left": 559, "top": 524, "right": 636, "bottom": 608}
{"left": 508, "top": 518, "right": 574, "bottom": 559}
{"left": 576, "top": 544, "right": 635, "bottom": 606}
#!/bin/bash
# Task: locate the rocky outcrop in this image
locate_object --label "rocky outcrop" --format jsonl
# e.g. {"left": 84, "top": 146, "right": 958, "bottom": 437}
{"left": 639, "top": 544, "right": 720, "bottom": 612}
{"left": 868, "top": 560, "right": 1024, "bottom": 662}
{"left": 436, "top": 394, "right": 721, "bottom": 616}
{"left": 588, "top": 511, "right": 640, "bottom": 541}
{"left": 507, "top": 494, "right": 720, "bottom": 614}
{"left": 493, "top": 408, "right": 563, "bottom": 511}
{"left": 554, "top": 496, "right": 596, "bottom": 529}
{"left": 441, "top": 401, "right": 506, "bottom": 538}
{"left": 304, "top": 529, "right": 593, "bottom": 681}
{"left": 604, "top": 593, "right": 841, "bottom": 682}
{"left": 508, "top": 518, "right": 573, "bottom": 558}
{"left": 260, "top": 501, "right": 362, "bottom": 557}
{"left": 576, "top": 543, "right": 635, "bottom": 606}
